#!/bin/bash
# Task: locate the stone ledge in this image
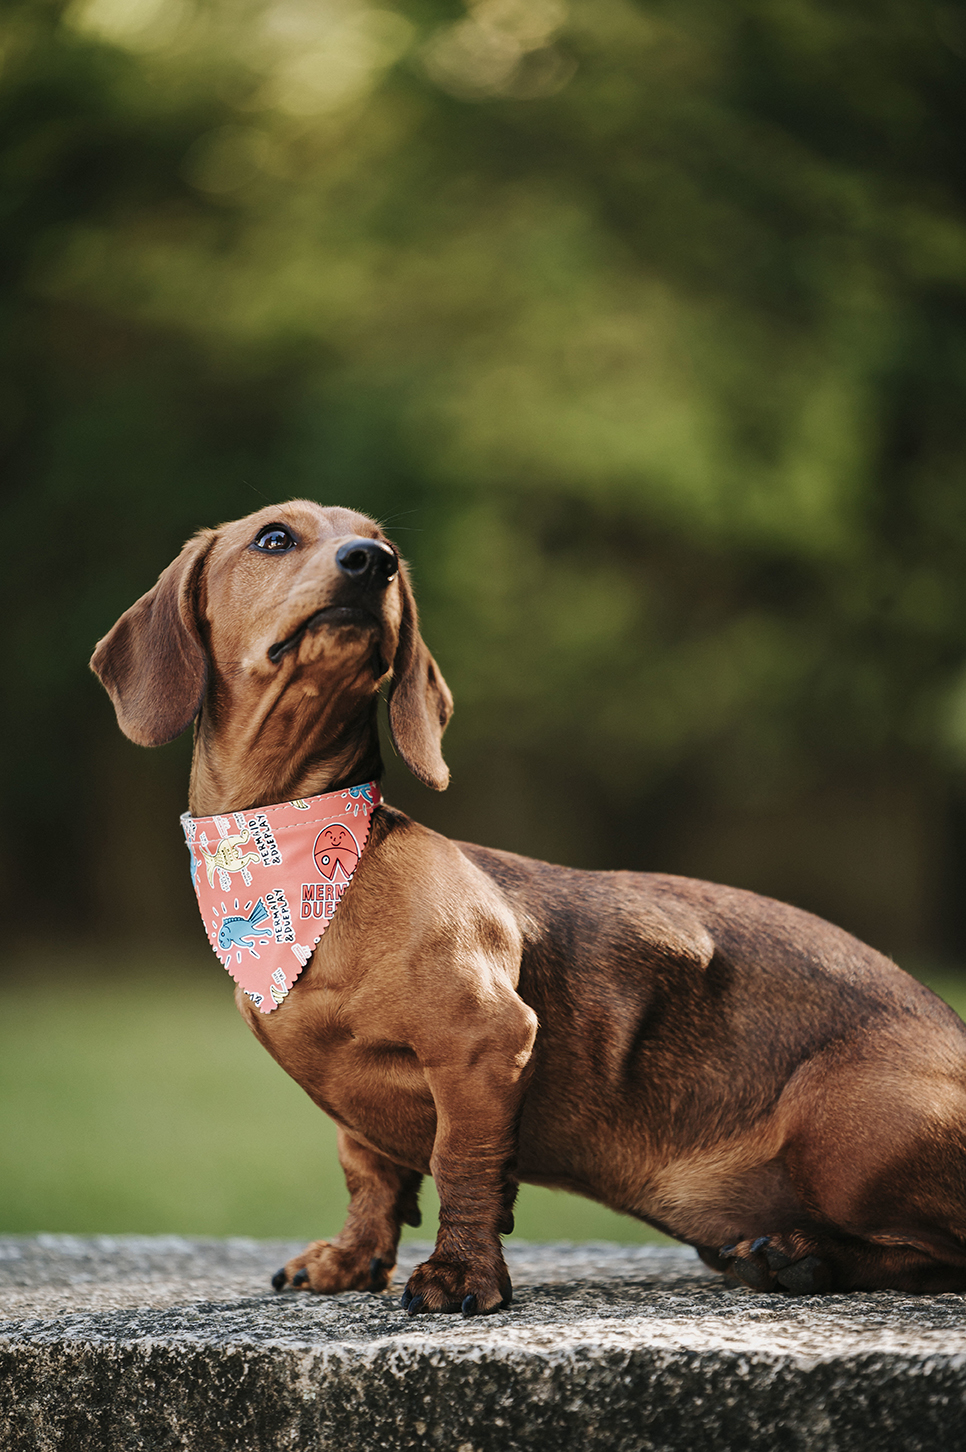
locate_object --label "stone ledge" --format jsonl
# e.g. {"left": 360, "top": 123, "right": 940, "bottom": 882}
{"left": 0, "top": 1236, "right": 964, "bottom": 1451}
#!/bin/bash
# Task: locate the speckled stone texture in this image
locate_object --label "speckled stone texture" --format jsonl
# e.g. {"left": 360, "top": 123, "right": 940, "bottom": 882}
{"left": 0, "top": 1237, "right": 964, "bottom": 1451}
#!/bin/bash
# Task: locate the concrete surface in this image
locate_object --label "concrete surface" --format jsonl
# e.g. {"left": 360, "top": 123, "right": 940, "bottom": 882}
{"left": 0, "top": 1236, "right": 964, "bottom": 1450}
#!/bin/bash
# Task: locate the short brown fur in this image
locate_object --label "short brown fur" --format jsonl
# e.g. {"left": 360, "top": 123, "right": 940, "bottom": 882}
{"left": 91, "top": 501, "right": 966, "bottom": 1309}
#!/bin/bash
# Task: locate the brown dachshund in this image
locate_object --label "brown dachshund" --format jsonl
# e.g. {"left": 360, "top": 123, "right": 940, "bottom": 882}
{"left": 91, "top": 500, "right": 966, "bottom": 1312}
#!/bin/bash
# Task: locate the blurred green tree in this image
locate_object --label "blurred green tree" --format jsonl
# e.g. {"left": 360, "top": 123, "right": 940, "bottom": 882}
{"left": 4, "top": 0, "right": 966, "bottom": 959}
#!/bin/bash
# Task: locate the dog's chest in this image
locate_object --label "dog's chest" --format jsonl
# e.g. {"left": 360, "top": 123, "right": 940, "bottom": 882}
{"left": 241, "top": 985, "right": 438, "bottom": 1169}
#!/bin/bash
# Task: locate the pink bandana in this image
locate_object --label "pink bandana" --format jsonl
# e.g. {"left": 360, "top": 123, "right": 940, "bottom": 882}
{"left": 181, "top": 782, "right": 380, "bottom": 1013}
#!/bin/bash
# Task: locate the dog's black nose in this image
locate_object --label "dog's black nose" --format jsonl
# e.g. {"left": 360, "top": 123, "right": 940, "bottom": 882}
{"left": 335, "top": 538, "right": 398, "bottom": 588}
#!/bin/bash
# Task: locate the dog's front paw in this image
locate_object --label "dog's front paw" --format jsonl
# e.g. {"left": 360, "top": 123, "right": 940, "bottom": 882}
{"left": 271, "top": 1241, "right": 393, "bottom": 1294}
{"left": 400, "top": 1252, "right": 512, "bottom": 1316}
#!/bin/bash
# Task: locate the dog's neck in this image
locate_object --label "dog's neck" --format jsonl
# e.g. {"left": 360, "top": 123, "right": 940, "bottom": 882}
{"left": 188, "top": 694, "right": 383, "bottom": 817}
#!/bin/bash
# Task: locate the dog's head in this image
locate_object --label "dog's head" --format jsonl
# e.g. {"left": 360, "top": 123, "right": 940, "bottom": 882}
{"left": 90, "top": 501, "right": 452, "bottom": 790}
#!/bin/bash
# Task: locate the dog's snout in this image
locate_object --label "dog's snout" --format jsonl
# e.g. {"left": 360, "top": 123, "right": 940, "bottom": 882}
{"left": 335, "top": 538, "right": 398, "bottom": 588}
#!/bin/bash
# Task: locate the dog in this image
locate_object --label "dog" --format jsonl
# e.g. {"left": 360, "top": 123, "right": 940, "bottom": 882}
{"left": 91, "top": 500, "right": 966, "bottom": 1313}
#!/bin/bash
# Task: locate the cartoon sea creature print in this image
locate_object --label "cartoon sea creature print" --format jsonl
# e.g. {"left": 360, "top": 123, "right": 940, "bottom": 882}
{"left": 199, "top": 828, "right": 261, "bottom": 889}
{"left": 346, "top": 784, "right": 375, "bottom": 805}
{"left": 341, "top": 782, "right": 375, "bottom": 816}
{"left": 314, "top": 823, "right": 361, "bottom": 881}
{"left": 217, "top": 897, "right": 272, "bottom": 955}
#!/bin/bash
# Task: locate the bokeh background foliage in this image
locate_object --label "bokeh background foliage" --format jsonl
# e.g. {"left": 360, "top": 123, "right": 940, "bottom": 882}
{"left": 4, "top": 0, "right": 966, "bottom": 1238}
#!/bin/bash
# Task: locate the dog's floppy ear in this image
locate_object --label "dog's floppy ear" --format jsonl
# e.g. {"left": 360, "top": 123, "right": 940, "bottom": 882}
{"left": 388, "top": 561, "right": 453, "bottom": 790}
{"left": 90, "top": 530, "right": 214, "bottom": 748}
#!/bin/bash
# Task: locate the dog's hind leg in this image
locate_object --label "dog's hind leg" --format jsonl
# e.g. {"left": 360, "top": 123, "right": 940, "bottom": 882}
{"left": 273, "top": 1129, "right": 422, "bottom": 1293}
{"left": 716, "top": 1231, "right": 834, "bottom": 1293}
{"left": 715, "top": 1048, "right": 966, "bottom": 1294}
{"left": 719, "top": 1227, "right": 966, "bottom": 1294}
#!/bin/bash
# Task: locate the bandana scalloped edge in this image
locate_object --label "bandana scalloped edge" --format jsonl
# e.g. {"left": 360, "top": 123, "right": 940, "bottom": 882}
{"left": 181, "top": 781, "right": 380, "bottom": 1013}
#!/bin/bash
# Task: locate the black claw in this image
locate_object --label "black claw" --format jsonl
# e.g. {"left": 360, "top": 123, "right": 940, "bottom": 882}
{"left": 749, "top": 1236, "right": 770, "bottom": 1254}
{"left": 291, "top": 1268, "right": 309, "bottom": 1287}
{"left": 461, "top": 1293, "right": 478, "bottom": 1316}
{"left": 405, "top": 1293, "right": 425, "bottom": 1318}
{"left": 400, "top": 1287, "right": 413, "bottom": 1310}
{"left": 271, "top": 1268, "right": 287, "bottom": 1292}
{"left": 720, "top": 1244, "right": 737, "bottom": 1257}
{"left": 369, "top": 1257, "right": 384, "bottom": 1287}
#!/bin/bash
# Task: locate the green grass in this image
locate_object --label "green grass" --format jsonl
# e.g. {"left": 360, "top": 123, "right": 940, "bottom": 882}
{"left": 0, "top": 953, "right": 666, "bottom": 1243}
{"left": 3, "top": 955, "right": 964, "bottom": 1244}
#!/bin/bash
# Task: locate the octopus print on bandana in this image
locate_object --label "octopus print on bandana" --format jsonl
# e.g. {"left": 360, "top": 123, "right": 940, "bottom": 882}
{"left": 181, "top": 782, "right": 380, "bottom": 1013}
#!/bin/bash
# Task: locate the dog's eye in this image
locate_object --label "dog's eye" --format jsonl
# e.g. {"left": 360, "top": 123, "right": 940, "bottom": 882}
{"left": 252, "top": 525, "right": 296, "bottom": 553}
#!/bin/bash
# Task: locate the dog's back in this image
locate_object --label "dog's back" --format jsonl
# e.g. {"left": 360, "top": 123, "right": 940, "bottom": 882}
{"left": 461, "top": 840, "right": 966, "bottom": 1291}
